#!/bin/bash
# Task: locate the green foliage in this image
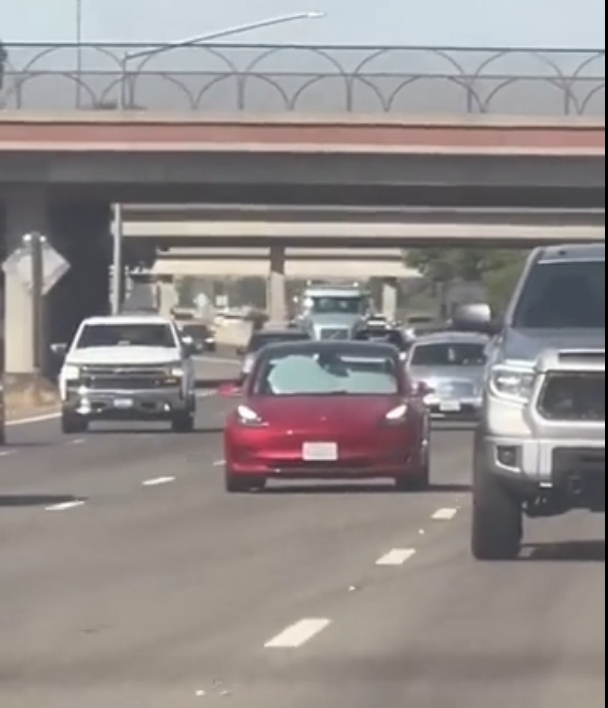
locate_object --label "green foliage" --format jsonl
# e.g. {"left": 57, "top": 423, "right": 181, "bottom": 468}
{"left": 404, "top": 248, "right": 528, "bottom": 311}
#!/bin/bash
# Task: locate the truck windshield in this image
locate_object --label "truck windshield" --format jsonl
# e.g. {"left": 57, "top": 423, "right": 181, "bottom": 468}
{"left": 308, "top": 296, "right": 365, "bottom": 315}
{"left": 513, "top": 260, "right": 605, "bottom": 329}
{"left": 75, "top": 324, "right": 177, "bottom": 348}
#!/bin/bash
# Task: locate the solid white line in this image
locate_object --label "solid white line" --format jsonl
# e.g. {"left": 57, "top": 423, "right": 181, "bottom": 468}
{"left": 432, "top": 508, "right": 458, "bottom": 520}
{"left": 376, "top": 548, "right": 417, "bottom": 566}
{"left": 264, "top": 619, "right": 332, "bottom": 649}
{"left": 213, "top": 459, "right": 225, "bottom": 467}
{"left": 142, "top": 476, "right": 176, "bottom": 487}
{"left": 0, "top": 450, "right": 16, "bottom": 457}
{"left": 6, "top": 412, "right": 60, "bottom": 427}
{"left": 45, "top": 501, "right": 85, "bottom": 511}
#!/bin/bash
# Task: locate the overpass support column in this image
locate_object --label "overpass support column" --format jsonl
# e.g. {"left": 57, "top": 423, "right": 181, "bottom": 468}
{"left": 382, "top": 278, "right": 399, "bottom": 320}
{"left": 267, "top": 245, "right": 286, "bottom": 323}
{"left": 158, "top": 277, "right": 178, "bottom": 317}
{"left": 2, "top": 188, "right": 50, "bottom": 375}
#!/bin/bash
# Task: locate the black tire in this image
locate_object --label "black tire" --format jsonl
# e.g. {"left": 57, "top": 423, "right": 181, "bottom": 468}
{"left": 225, "top": 470, "right": 266, "bottom": 493}
{"left": 395, "top": 433, "right": 431, "bottom": 492}
{"left": 171, "top": 411, "right": 195, "bottom": 433}
{"left": 61, "top": 412, "right": 88, "bottom": 434}
{"left": 472, "top": 468, "right": 523, "bottom": 561}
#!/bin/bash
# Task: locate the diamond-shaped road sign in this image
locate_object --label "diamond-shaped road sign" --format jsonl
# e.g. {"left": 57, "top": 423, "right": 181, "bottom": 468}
{"left": 2, "top": 241, "right": 70, "bottom": 296}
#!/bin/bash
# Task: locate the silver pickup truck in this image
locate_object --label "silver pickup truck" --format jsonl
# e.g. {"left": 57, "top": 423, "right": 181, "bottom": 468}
{"left": 472, "top": 243, "right": 605, "bottom": 560}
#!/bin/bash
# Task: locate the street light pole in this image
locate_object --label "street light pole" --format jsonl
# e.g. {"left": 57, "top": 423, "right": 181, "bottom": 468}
{"left": 109, "top": 11, "right": 324, "bottom": 315}
{"left": 75, "top": 0, "right": 83, "bottom": 107}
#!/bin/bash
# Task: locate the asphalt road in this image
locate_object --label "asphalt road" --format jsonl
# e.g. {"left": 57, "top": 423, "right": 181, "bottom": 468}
{"left": 0, "top": 355, "right": 604, "bottom": 707}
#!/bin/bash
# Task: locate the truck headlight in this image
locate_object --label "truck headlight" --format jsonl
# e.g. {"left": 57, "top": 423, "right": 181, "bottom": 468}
{"left": 62, "top": 364, "right": 80, "bottom": 381}
{"left": 167, "top": 366, "right": 184, "bottom": 378}
{"left": 490, "top": 365, "right": 536, "bottom": 403}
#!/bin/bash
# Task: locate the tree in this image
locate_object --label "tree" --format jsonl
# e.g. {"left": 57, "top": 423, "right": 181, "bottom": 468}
{"left": 404, "top": 247, "right": 528, "bottom": 311}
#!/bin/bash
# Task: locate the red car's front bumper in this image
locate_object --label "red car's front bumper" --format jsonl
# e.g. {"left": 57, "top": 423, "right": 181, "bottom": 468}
{"left": 224, "top": 425, "right": 422, "bottom": 480}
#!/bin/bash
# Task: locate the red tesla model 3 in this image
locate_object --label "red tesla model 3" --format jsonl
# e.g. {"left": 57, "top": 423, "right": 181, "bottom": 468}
{"left": 219, "top": 340, "right": 431, "bottom": 492}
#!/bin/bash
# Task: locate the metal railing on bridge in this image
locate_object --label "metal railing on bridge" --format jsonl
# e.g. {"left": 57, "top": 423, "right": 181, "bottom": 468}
{"left": 0, "top": 43, "right": 604, "bottom": 115}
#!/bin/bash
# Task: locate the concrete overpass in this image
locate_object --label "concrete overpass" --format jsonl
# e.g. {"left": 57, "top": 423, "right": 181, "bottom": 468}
{"left": 151, "top": 248, "right": 422, "bottom": 278}
{"left": 0, "top": 113, "right": 604, "bottom": 378}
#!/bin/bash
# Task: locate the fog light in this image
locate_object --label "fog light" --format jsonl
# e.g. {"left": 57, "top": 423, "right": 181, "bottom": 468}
{"left": 497, "top": 445, "right": 521, "bottom": 469}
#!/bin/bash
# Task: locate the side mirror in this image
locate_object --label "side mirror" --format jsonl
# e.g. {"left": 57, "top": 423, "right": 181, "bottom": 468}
{"left": 217, "top": 381, "right": 243, "bottom": 397}
{"left": 181, "top": 335, "right": 195, "bottom": 355}
{"left": 416, "top": 381, "right": 435, "bottom": 397}
{"left": 50, "top": 342, "right": 68, "bottom": 357}
{"left": 484, "top": 317, "right": 504, "bottom": 337}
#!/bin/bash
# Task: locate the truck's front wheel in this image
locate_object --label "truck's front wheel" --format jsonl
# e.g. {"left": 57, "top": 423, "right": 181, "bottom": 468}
{"left": 61, "top": 411, "right": 88, "bottom": 435}
{"left": 472, "top": 468, "right": 523, "bottom": 561}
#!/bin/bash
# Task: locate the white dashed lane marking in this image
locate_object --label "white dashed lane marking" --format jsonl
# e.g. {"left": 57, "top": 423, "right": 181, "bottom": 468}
{"left": 432, "top": 508, "right": 458, "bottom": 520}
{"left": 265, "top": 619, "right": 332, "bottom": 649}
{"left": 376, "top": 548, "right": 417, "bottom": 566}
{"left": 45, "top": 501, "right": 86, "bottom": 512}
{"left": 142, "top": 477, "right": 176, "bottom": 487}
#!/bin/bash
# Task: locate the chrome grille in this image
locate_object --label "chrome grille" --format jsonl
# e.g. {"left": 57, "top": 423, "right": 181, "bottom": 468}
{"left": 538, "top": 372, "right": 605, "bottom": 422}
{"left": 81, "top": 366, "right": 170, "bottom": 390}
{"left": 318, "top": 328, "right": 350, "bottom": 340}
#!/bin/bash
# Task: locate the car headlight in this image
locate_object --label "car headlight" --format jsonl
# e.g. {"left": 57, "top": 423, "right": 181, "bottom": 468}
{"left": 490, "top": 365, "right": 536, "bottom": 403}
{"left": 236, "top": 404, "right": 266, "bottom": 427}
{"left": 385, "top": 403, "right": 408, "bottom": 422}
{"left": 62, "top": 364, "right": 80, "bottom": 380}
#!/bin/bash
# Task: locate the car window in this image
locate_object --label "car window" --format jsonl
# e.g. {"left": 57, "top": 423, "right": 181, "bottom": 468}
{"left": 252, "top": 352, "right": 400, "bottom": 396}
{"left": 513, "top": 259, "right": 605, "bottom": 329}
{"left": 183, "top": 325, "right": 209, "bottom": 338}
{"left": 247, "top": 333, "right": 309, "bottom": 353}
{"left": 355, "top": 329, "right": 407, "bottom": 349}
{"left": 410, "top": 343, "right": 486, "bottom": 366}
{"left": 74, "top": 324, "right": 177, "bottom": 349}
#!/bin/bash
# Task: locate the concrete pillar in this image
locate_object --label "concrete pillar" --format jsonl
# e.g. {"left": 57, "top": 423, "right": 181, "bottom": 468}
{"left": 2, "top": 189, "right": 50, "bottom": 374}
{"left": 267, "top": 245, "right": 286, "bottom": 323}
{"left": 158, "top": 279, "right": 179, "bottom": 317}
{"left": 382, "top": 278, "right": 399, "bottom": 321}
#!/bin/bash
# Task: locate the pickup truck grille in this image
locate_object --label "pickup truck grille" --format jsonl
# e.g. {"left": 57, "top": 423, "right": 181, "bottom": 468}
{"left": 318, "top": 328, "right": 350, "bottom": 340}
{"left": 538, "top": 372, "right": 605, "bottom": 422}
{"left": 81, "top": 366, "right": 171, "bottom": 390}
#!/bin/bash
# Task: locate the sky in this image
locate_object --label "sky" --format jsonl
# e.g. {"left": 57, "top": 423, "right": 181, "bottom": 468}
{"left": 2, "top": 0, "right": 606, "bottom": 47}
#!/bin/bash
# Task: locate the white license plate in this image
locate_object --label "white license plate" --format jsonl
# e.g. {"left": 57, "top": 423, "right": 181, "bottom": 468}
{"left": 302, "top": 442, "right": 338, "bottom": 461}
{"left": 440, "top": 401, "right": 461, "bottom": 412}
{"left": 114, "top": 398, "right": 134, "bottom": 409}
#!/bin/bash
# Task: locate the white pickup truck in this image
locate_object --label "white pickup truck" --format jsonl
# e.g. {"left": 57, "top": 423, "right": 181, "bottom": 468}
{"left": 54, "top": 314, "right": 197, "bottom": 434}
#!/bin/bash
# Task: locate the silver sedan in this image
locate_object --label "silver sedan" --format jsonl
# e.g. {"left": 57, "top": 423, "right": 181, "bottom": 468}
{"left": 406, "top": 331, "right": 490, "bottom": 421}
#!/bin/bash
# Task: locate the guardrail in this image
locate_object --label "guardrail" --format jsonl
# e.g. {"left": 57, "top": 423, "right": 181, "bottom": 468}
{"left": 0, "top": 43, "right": 604, "bottom": 115}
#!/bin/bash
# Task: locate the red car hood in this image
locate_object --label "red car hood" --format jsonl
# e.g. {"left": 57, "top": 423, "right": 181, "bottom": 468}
{"left": 247, "top": 396, "right": 404, "bottom": 427}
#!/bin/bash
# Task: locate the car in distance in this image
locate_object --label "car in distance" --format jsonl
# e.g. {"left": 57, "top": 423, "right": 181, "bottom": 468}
{"left": 237, "top": 327, "right": 311, "bottom": 382}
{"left": 407, "top": 332, "right": 489, "bottom": 420}
{"left": 180, "top": 322, "right": 217, "bottom": 353}
{"left": 473, "top": 243, "right": 605, "bottom": 561}
{"left": 220, "top": 340, "right": 431, "bottom": 493}
{"left": 54, "top": 314, "right": 197, "bottom": 433}
{"left": 354, "top": 323, "right": 413, "bottom": 362}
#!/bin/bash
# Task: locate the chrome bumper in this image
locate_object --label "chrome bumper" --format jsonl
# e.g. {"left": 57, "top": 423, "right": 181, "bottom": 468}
{"left": 479, "top": 434, "right": 605, "bottom": 485}
{"left": 425, "top": 395, "right": 482, "bottom": 419}
{"left": 64, "top": 384, "right": 189, "bottom": 419}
